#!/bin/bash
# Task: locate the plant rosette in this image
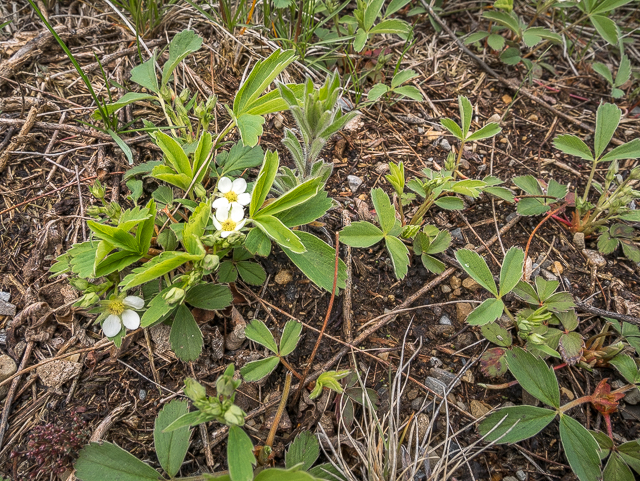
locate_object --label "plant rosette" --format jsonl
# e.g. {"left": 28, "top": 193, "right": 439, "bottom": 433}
{"left": 99, "top": 295, "right": 145, "bottom": 337}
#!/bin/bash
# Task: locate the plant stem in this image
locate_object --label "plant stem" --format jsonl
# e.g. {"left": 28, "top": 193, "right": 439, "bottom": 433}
{"left": 581, "top": 160, "right": 599, "bottom": 206}
{"left": 453, "top": 140, "right": 466, "bottom": 178}
{"left": 265, "top": 371, "right": 292, "bottom": 449}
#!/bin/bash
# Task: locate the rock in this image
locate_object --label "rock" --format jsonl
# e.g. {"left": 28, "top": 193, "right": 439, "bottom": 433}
{"left": 439, "top": 315, "right": 452, "bottom": 326}
{"left": 347, "top": 175, "right": 363, "bottom": 192}
{"left": 344, "top": 116, "right": 363, "bottom": 131}
{"left": 430, "top": 357, "right": 443, "bottom": 368}
{"left": 503, "top": 477, "right": 518, "bottom": 481}
{"left": 430, "top": 367, "right": 458, "bottom": 388}
{"left": 506, "top": 212, "right": 518, "bottom": 223}
{"left": 573, "top": 232, "right": 585, "bottom": 250}
{"left": 407, "top": 388, "right": 419, "bottom": 401}
{"left": 424, "top": 377, "right": 447, "bottom": 396}
{"left": 441, "top": 285, "right": 452, "bottom": 294}
{"left": 540, "top": 269, "right": 557, "bottom": 281}
{"left": 456, "top": 302, "right": 473, "bottom": 323}
{"left": 502, "top": 94, "right": 513, "bottom": 104}
{"left": 624, "top": 387, "right": 640, "bottom": 405}
{"left": 462, "top": 277, "right": 481, "bottom": 291}
{"left": 275, "top": 270, "right": 293, "bottom": 285}
{"left": 37, "top": 360, "right": 82, "bottom": 388}
{"left": 450, "top": 228, "right": 463, "bottom": 240}
{"left": 450, "top": 276, "right": 461, "bottom": 289}
{"left": 461, "top": 370, "right": 474, "bottom": 384}
{"left": 440, "top": 138, "right": 451, "bottom": 151}
{"left": 150, "top": 324, "right": 172, "bottom": 354}
{"left": 0, "top": 299, "right": 16, "bottom": 316}
{"left": 497, "top": 314, "right": 515, "bottom": 329}
{"left": 0, "top": 354, "right": 17, "bottom": 400}
{"left": 487, "top": 113, "right": 501, "bottom": 124}
{"left": 416, "top": 413, "right": 430, "bottom": 439}
{"left": 139, "top": 389, "right": 147, "bottom": 401}
{"left": 470, "top": 400, "right": 491, "bottom": 418}
{"left": 516, "top": 470, "right": 527, "bottom": 481}
{"left": 551, "top": 261, "right": 564, "bottom": 275}
{"left": 411, "top": 397, "right": 425, "bottom": 411}
{"left": 0, "top": 292, "right": 10, "bottom": 302}
{"left": 375, "top": 163, "right": 389, "bottom": 175}
{"left": 583, "top": 249, "right": 606, "bottom": 268}
{"left": 432, "top": 325, "right": 455, "bottom": 337}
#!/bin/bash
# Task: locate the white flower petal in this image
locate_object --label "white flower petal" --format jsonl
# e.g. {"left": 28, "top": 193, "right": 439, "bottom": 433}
{"left": 216, "top": 207, "right": 230, "bottom": 222}
{"left": 236, "top": 219, "right": 247, "bottom": 230}
{"left": 212, "top": 216, "right": 223, "bottom": 230}
{"left": 102, "top": 315, "right": 122, "bottom": 338}
{"left": 121, "top": 310, "right": 141, "bottom": 330}
{"left": 212, "top": 197, "right": 229, "bottom": 210}
{"left": 237, "top": 193, "right": 251, "bottom": 205}
{"left": 232, "top": 178, "right": 247, "bottom": 194}
{"left": 123, "top": 296, "right": 144, "bottom": 309}
{"left": 218, "top": 177, "right": 232, "bottom": 193}
{"left": 230, "top": 204, "right": 244, "bottom": 222}
{"left": 221, "top": 231, "right": 232, "bottom": 238}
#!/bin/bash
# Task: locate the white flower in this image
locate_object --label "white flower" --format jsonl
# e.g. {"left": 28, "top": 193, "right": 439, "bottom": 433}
{"left": 102, "top": 296, "right": 144, "bottom": 337}
{"left": 212, "top": 177, "right": 251, "bottom": 211}
{"left": 212, "top": 204, "right": 247, "bottom": 238}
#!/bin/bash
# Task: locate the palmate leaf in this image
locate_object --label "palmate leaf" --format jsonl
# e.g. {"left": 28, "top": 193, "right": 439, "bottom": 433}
{"left": 245, "top": 320, "right": 278, "bottom": 353}
{"left": 154, "top": 400, "right": 190, "bottom": 478}
{"left": 455, "top": 249, "right": 498, "bottom": 296}
{"left": 87, "top": 221, "right": 139, "bottom": 253}
{"left": 466, "top": 123, "right": 501, "bottom": 141}
{"left": 559, "top": 414, "right": 601, "bottom": 481}
{"left": 506, "top": 348, "right": 560, "bottom": 408}
{"left": 499, "top": 247, "right": 524, "bottom": 297}
{"left": 170, "top": 305, "right": 203, "bottom": 361}
{"left": 479, "top": 406, "right": 556, "bottom": 443}
{"left": 285, "top": 431, "right": 319, "bottom": 471}
{"left": 216, "top": 142, "right": 264, "bottom": 174}
{"left": 466, "top": 298, "right": 504, "bottom": 326}
{"left": 141, "top": 288, "right": 175, "bottom": 328}
{"left": 258, "top": 177, "right": 321, "bottom": 217}
{"left": 228, "top": 426, "right": 256, "bottom": 481}
{"left": 618, "top": 441, "right": 640, "bottom": 474}
{"left": 240, "top": 356, "right": 280, "bottom": 381}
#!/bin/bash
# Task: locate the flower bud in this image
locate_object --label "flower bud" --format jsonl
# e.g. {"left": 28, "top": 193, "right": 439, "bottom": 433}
{"left": 630, "top": 167, "right": 640, "bottom": 181}
{"left": 203, "top": 254, "right": 220, "bottom": 271}
{"left": 89, "top": 181, "right": 105, "bottom": 200}
{"left": 445, "top": 151, "right": 456, "bottom": 171}
{"left": 163, "top": 287, "right": 185, "bottom": 305}
{"left": 76, "top": 292, "right": 100, "bottom": 308}
{"left": 193, "top": 183, "right": 207, "bottom": 198}
{"left": 223, "top": 404, "right": 246, "bottom": 426}
{"left": 70, "top": 278, "right": 90, "bottom": 290}
{"left": 179, "top": 88, "right": 190, "bottom": 103}
{"left": 216, "top": 372, "right": 240, "bottom": 398}
{"left": 86, "top": 206, "right": 103, "bottom": 216}
{"left": 184, "top": 378, "right": 207, "bottom": 402}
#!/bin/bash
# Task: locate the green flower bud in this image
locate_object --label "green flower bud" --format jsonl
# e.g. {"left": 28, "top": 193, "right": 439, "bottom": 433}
{"left": 76, "top": 292, "right": 100, "bottom": 308}
{"left": 179, "top": 88, "right": 190, "bottom": 103}
{"left": 216, "top": 371, "right": 240, "bottom": 398}
{"left": 193, "top": 183, "right": 207, "bottom": 198}
{"left": 223, "top": 404, "right": 246, "bottom": 426}
{"left": 184, "top": 378, "right": 207, "bottom": 402}
{"left": 163, "top": 287, "right": 185, "bottom": 305}
{"left": 203, "top": 254, "right": 220, "bottom": 271}
{"left": 89, "top": 181, "right": 105, "bottom": 200}
{"left": 444, "top": 151, "right": 456, "bottom": 171}
{"left": 605, "top": 160, "right": 618, "bottom": 183}
{"left": 70, "top": 278, "right": 90, "bottom": 290}
{"left": 630, "top": 167, "right": 640, "bottom": 181}
{"left": 86, "top": 206, "right": 103, "bottom": 216}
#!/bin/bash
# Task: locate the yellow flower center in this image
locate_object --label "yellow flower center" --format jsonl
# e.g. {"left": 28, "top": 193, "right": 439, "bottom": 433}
{"left": 221, "top": 219, "right": 237, "bottom": 231}
{"left": 108, "top": 300, "right": 125, "bottom": 316}
{"left": 224, "top": 191, "right": 238, "bottom": 203}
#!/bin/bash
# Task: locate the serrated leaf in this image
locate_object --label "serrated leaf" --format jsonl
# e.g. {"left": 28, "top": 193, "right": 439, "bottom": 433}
{"left": 354, "top": 28, "right": 368, "bottom": 52}
{"left": 517, "top": 198, "right": 550, "bottom": 216}
{"left": 364, "top": 0, "right": 385, "bottom": 30}
{"left": 393, "top": 86, "right": 423, "bottom": 101}
{"left": 240, "top": 356, "right": 280, "bottom": 381}
{"left": 513, "top": 175, "right": 543, "bottom": 195}
{"left": 74, "top": 442, "right": 162, "bottom": 481}
{"left": 367, "top": 83, "right": 389, "bottom": 101}
{"left": 545, "top": 292, "right": 576, "bottom": 312}
{"left": 245, "top": 319, "right": 278, "bottom": 353}
{"left": 604, "top": 452, "right": 635, "bottom": 481}
{"left": 553, "top": 134, "right": 594, "bottom": 161}
{"left": 421, "top": 254, "right": 446, "bottom": 274}
{"left": 87, "top": 221, "right": 139, "bottom": 253}
{"left": 170, "top": 305, "right": 203, "bottom": 362}
{"left": 559, "top": 415, "right": 601, "bottom": 481}
{"left": 487, "top": 34, "right": 505, "bottom": 51}
{"left": 593, "top": 62, "right": 614, "bottom": 84}
{"left": 506, "top": 348, "right": 560, "bottom": 408}
{"left": 339, "top": 221, "right": 384, "bottom": 248}
{"left": 161, "top": 30, "right": 203, "bottom": 87}
{"left": 391, "top": 69, "right": 418, "bottom": 88}
{"left": 385, "top": 235, "right": 410, "bottom": 279}
{"left": 479, "top": 406, "right": 556, "bottom": 443}
{"left": 440, "top": 118, "right": 463, "bottom": 140}
{"left": 618, "top": 441, "right": 640, "bottom": 473}
{"left": 480, "top": 348, "right": 509, "bottom": 377}
{"left": 481, "top": 322, "right": 512, "bottom": 347}
{"left": 121, "top": 251, "right": 202, "bottom": 290}
{"left": 253, "top": 215, "right": 305, "bottom": 254}
{"left": 236, "top": 113, "right": 266, "bottom": 148}
{"left": 594, "top": 103, "right": 622, "bottom": 159}
{"left": 615, "top": 55, "right": 631, "bottom": 87}
{"left": 558, "top": 332, "right": 583, "bottom": 365}
{"left": 154, "top": 400, "right": 190, "bottom": 478}
{"left": 156, "top": 131, "right": 192, "bottom": 177}
{"left": 279, "top": 320, "right": 302, "bottom": 356}
{"left": 609, "top": 354, "right": 640, "bottom": 384}
{"left": 467, "top": 298, "right": 505, "bottom": 326}
{"left": 369, "top": 19, "right": 410, "bottom": 35}
{"left": 258, "top": 177, "right": 321, "bottom": 217}
{"left": 598, "top": 231, "right": 618, "bottom": 254}
{"left": 185, "top": 284, "right": 233, "bottom": 311}
{"left": 455, "top": 249, "right": 498, "bottom": 296}
{"left": 237, "top": 261, "right": 266, "bottom": 286}
{"left": 285, "top": 431, "right": 320, "bottom": 471}
{"left": 500, "top": 47, "right": 521, "bottom": 65}
{"left": 467, "top": 123, "right": 501, "bottom": 141}
{"left": 499, "top": 247, "right": 524, "bottom": 297}
{"left": 228, "top": 426, "right": 256, "bottom": 481}
{"left": 370, "top": 188, "right": 396, "bottom": 234}
{"left": 141, "top": 289, "right": 175, "bottom": 328}
{"left": 250, "top": 150, "right": 279, "bottom": 216}
{"left": 590, "top": 14, "right": 618, "bottom": 45}
{"left": 434, "top": 196, "right": 464, "bottom": 210}
{"left": 600, "top": 139, "right": 640, "bottom": 163}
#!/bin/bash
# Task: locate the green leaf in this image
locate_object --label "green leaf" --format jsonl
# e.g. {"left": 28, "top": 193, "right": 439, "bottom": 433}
{"left": 339, "top": 221, "right": 384, "bottom": 248}
{"left": 604, "top": 452, "right": 635, "bottom": 481}
{"left": 559, "top": 414, "right": 601, "bottom": 481}
{"left": 121, "top": 251, "right": 202, "bottom": 290}
{"left": 236, "top": 113, "right": 266, "bottom": 148}
{"left": 255, "top": 467, "right": 326, "bottom": 481}
{"left": 193, "top": 132, "right": 213, "bottom": 184}
{"left": 615, "top": 55, "right": 631, "bottom": 87}
{"left": 245, "top": 228, "right": 272, "bottom": 257}
{"left": 594, "top": 103, "right": 622, "bottom": 159}
{"left": 500, "top": 47, "right": 521, "bottom": 65}
{"left": 618, "top": 441, "right": 640, "bottom": 473}
{"left": 479, "top": 406, "right": 556, "bottom": 443}
{"left": 465, "top": 31, "right": 490, "bottom": 44}
{"left": 130, "top": 55, "right": 159, "bottom": 93}
{"left": 592, "top": 0, "right": 635, "bottom": 13}
{"left": 217, "top": 142, "right": 265, "bottom": 174}
{"left": 156, "top": 132, "right": 192, "bottom": 177}
{"left": 506, "top": 348, "right": 560, "bottom": 408}
{"left": 285, "top": 431, "right": 319, "bottom": 471}
{"left": 393, "top": 86, "right": 423, "bottom": 101}
{"left": 279, "top": 320, "right": 302, "bottom": 357}
{"left": 483, "top": 11, "right": 521, "bottom": 35}
{"left": 558, "top": 332, "right": 584, "bottom": 365}
{"left": 252, "top": 215, "right": 305, "bottom": 254}
{"left": 499, "top": 247, "right": 524, "bottom": 297}
{"left": 421, "top": 254, "right": 446, "bottom": 274}
{"left": 440, "top": 118, "right": 463, "bottom": 140}
{"left": 553, "top": 135, "right": 594, "bottom": 161}
{"left": 545, "top": 292, "right": 576, "bottom": 312}
{"left": 609, "top": 353, "right": 640, "bottom": 384}
{"left": 137, "top": 199, "right": 157, "bottom": 255}
{"left": 593, "top": 62, "right": 614, "bottom": 85}
{"left": 154, "top": 400, "right": 190, "bottom": 478}
{"left": 95, "top": 252, "right": 143, "bottom": 277}
{"left": 367, "top": 83, "right": 389, "bottom": 101}
{"left": 185, "top": 284, "right": 233, "bottom": 311}
{"left": 245, "top": 319, "right": 278, "bottom": 353}
{"left": 163, "top": 411, "right": 208, "bottom": 433}
{"left": 94, "top": 92, "right": 156, "bottom": 121}
{"left": 258, "top": 177, "right": 321, "bottom": 217}
{"left": 386, "top": 0, "right": 412, "bottom": 15}
{"left": 391, "top": 69, "right": 418, "bottom": 88}
{"left": 481, "top": 322, "right": 512, "bottom": 347}
{"left": 487, "top": 33, "right": 506, "bottom": 51}
{"left": 75, "top": 442, "right": 162, "bottom": 481}
{"left": 240, "top": 356, "right": 280, "bottom": 381}
{"left": 364, "top": 0, "right": 385, "bottom": 30}
{"left": 458, "top": 96, "right": 473, "bottom": 138}
{"left": 275, "top": 189, "right": 333, "bottom": 228}
{"left": 466, "top": 123, "right": 501, "bottom": 141}
{"left": 309, "top": 464, "right": 346, "bottom": 481}
{"left": 466, "top": 298, "right": 505, "bottom": 326}
{"left": 368, "top": 19, "right": 410, "bottom": 35}
{"left": 517, "top": 198, "right": 550, "bottom": 216}
{"left": 124, "top": 160, "right": 163, "bottom": 181}
{"left": 455, "top": 249, "right": 498, "bottom": 297}
{"left": 282, "top": 232, "right": 347, "bottom": 293}
{"left": 228, "top": 426, "right": 256, "bottom": 481}
{"left": 371, "top": 188, "right": 396, "bottom": 234}
{"left": 111, "top": 134, "right": 135, "bottom": 167}
{"left": 353, "top": 28, "right": 368, "bottom": 52}
{"left": 183, "top": 200, "right": 211, "bottom": 255}
{"left": 590, "top": 14, "right": 619, "bottom": 45}
{"left": 233, "top": 50, "right": 296, "bottom": 117}
{"left": 250, "top": 150, "right": 279, "bottom": 217}
{"left": 600, "top": 139, "right": 640, "bottom": 163}
{"left": 87, "top": 221, "right": 139, "bottom": 253}
{"left": 162, "top": 30, "right": 203, "bottom": 87}
{"left": 513, "top": 175, "right": 543, "bottom": 195}
{"left": 170, "top": 305, "right": 203, "bottom": 362}
{"left": 434, "top": 196, "right": 464, "bottom": 210}
{"left": 385, "top": 236, "right": 410, "bottom": 279}
{"left": 237, "top": 261, "right": 267, "bottom": 286}
{"left": 141, "top": 289, "right": 175, "bottom": 328}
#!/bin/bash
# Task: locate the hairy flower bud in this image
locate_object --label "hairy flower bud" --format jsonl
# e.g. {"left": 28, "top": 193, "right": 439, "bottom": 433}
{"left": 163, "top": 287, "right": 185, "bottom": 305}
{"left": 89, "top": 181, "right": 105, "bottom": 200}
{"left": 193, "top": 183, "right": 207, "bottom": 198}
{"left": 223, "top": 404, "right": 245, "bottom": 426}
{"left": 184, "top": 378, "right": 207, "bottom": 402}
{"left": 203, "top": 254, "right": 220, "bottom": 271}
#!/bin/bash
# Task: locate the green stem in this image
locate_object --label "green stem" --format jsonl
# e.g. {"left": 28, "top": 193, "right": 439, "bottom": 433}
{"left": 409, "top": 196, "right": 435, "bottom": 225}
{"left": 453, "top": 140, "right": 466, "bottom": 178}
{"left": 581, "top": 160, "right": 599, "bottom": 206}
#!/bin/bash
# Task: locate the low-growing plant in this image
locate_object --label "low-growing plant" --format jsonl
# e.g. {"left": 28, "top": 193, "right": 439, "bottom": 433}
{"left": 592, "top": 55, "right": 632, "bottom": 99}
{"left": 366, "top": 68, "right": 423, "bottom": 103}
{"left": 108, "top": 0, "right": 178, "bottom": 38}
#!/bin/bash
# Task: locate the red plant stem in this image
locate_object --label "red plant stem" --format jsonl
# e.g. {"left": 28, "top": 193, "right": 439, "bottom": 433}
{"left": 292, "top": 232, "right": 340, "bottom": 406}
{"left": 524, "top": 203, "right": 567, "bottom": 262}
{"left": 480, "top": 362, "right": 568, "bottom": 390}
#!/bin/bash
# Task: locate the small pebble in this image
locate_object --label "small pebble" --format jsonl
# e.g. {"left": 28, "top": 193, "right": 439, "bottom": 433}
{"left": 440, "top": 138, "right": 451, "bottom": 151}
{"left": 347, "top": 175, "right": 363, "bottom": 192}
{"left": 506, "top": 212, "right": 518, "bottom": 223}
{"left": 441, "top": 285, "right": 452, "bottom": 294}
{"left": 516, "top": 470, "right": 527, "bottom": 481}
{"left": 487, "top": 113, "right": 501, "bottom": 124}
{"left": 275, "top": 270, "right": 293, "bottom": 285}
{"left": 450, "top": 228, "right": 463, "bottom": 240}
{"left": 0, "top": 292, "right": 10, "bottom": 302}
{"left": 573, "top": 232, "right": 585, "bottom": 250}
{"left": 139, "top": 389, "right": 147, "bottom": 401}
{"left": 439, "top": 315, "right": 452, "bottom": 325}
